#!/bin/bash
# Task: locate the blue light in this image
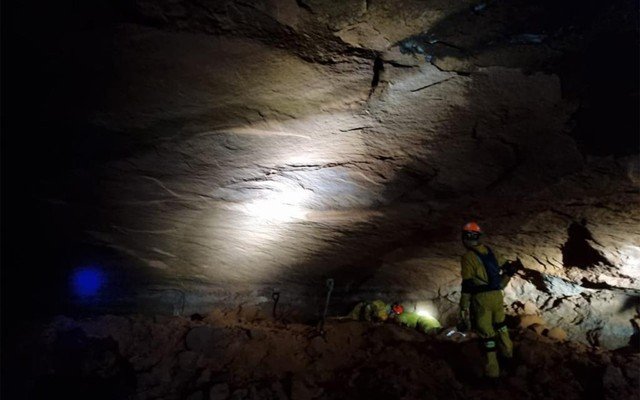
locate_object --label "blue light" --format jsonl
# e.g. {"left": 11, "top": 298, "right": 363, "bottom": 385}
{"left": 71, "top": 267, "right": 104, "bottom": 297}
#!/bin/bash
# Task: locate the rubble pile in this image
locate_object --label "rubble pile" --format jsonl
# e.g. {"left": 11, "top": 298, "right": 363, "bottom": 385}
{"left": 13, "top": 310, "right": 639, "bottom": 400}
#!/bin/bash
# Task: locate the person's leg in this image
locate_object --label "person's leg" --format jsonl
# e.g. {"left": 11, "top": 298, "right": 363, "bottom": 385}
{"left": 473, "top": 294, "right": 500, "bottom": 378}
{"left": 493, "top": 297, "right": 513, "bottom": 359}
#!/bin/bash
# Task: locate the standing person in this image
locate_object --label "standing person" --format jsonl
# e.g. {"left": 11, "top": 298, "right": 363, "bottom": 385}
{"left": 459, "top": 221, "right": 516, "bottom": 378}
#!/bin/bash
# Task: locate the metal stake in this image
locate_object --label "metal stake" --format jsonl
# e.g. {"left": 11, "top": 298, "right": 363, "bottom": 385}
{"left": 316, "top": 278, "right": 334, "bottom": 336}
{"left": 272, "top": 289, "right": 280, "bottom": 320}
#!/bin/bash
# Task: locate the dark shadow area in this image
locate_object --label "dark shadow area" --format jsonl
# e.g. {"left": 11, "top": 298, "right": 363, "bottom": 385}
{"left": 29, "top": 329, "right": 137, "bottom": 400}
{"left": 397, "top": 0, "right": 603, "bottom": 63}
{"left": 579, "top": 278, "right": 614, "bottom": 290}
{"left": 561, "top": 220, "right": 612, "bottom": 269}
{"left": 568, "top": 31, "right": 640, "bottom": 156}
{"left": 369, "top": 55, "right": 384, "bottom": 97}
{"left": 629, "top": 319, "right": 640, "bottom": 351}
{"left": 514, "top": 268, "right": 550, "bottom": 291}
{"left": 398, "top": 0, "right": 639, "bottom": 157}
{"left": 621, "top": 296, "right": 640, "bottom": 312}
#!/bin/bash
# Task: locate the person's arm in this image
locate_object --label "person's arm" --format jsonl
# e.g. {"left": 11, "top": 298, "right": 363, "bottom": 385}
{"left": 459, "top": 255, "right": 475, "bottom": 331}
{"left": 495, "top": 251, "right": 512, "bottom": 289}
{"left": 460, "top": 255, "right": 474, "bottom": 311}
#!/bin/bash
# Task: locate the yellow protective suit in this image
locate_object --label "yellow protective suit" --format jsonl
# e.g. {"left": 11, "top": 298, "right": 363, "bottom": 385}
{"left": 348, "top": 300, "right": 390, "bottom": 322}
{"left": 460, "top": 244, "right": 513, "bottom": 378}
{"left": 394, "top": 311, "right": 441, "bottom": 333}
{"left": 348, "top": 300, "right": 441, "bottom": 333}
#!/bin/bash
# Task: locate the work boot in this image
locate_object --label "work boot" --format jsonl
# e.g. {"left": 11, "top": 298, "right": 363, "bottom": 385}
{"left": 474, "top": 376, "right": 501, "bottom": 391}
{"left": 499, "top": 355, "right": 516, "bottom": 377}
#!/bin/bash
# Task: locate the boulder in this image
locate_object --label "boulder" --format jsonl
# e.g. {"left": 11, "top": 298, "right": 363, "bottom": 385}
{"left": 519, "top": 315, "right": 546, "bottom": 329}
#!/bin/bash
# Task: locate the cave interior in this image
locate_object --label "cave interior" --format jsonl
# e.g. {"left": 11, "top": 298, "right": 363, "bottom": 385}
{"left": 2, "top": 0, "right": 639, "bottom": 399}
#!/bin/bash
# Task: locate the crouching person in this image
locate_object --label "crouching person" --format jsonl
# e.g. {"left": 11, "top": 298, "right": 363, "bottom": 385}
{"left": 348, "top": 300, "right": 441, "bottom": 333}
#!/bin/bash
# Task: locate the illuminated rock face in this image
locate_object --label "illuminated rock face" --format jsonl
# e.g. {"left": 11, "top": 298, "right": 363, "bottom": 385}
{"left": 10, "top": 0, "right": 638, "bottom": 348}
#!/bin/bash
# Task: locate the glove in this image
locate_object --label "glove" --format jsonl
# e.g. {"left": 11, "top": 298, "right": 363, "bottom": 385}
{"left": 503, "top": 258, "right": 523, "bottom": 277}
{"left": 457, "top": 308, "right": 471, "bottom": 332}
{"left": 502, "top": 262, "right": 516, "bottom": 277}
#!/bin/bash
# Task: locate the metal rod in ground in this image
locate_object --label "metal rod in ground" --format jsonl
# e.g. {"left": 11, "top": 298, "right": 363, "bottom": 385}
{"left": 317, "top": 278, "right": 334, "bottom": 335}
{"left": 272, "top": 290, "right": 280, "bottom": 320}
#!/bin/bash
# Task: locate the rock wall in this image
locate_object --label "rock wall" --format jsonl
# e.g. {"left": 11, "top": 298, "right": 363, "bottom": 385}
{"left": 4, "top": 0, "right": 639, "bottom": 349}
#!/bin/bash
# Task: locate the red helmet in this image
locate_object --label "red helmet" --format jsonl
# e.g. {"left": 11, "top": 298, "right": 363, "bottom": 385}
{"left": 462, "top": 221, "right": 482, "bottom": 233}
{"left": 391, "top": 304, "right": 404, "bottom": 315}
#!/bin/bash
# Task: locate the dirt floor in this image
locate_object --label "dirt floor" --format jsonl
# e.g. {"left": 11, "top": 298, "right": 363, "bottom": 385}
{"left": 7, "top": 307, "right": 640, "bottom": 400}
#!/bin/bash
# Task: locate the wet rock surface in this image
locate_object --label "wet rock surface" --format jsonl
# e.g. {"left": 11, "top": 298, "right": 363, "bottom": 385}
{"left": 11, "top": 313, "right": 640, "bottom": 400}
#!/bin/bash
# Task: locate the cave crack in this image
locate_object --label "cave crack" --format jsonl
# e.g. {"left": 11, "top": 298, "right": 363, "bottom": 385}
{"left": 276, "top": 160, "right": 377, "bottom": 172}
{"left": 338, "top": 126, "right": 373, "bottom": 132}
{"left": 410, "top": 77, "right": 455, "bottom": 93}
{"left": 368, "top": 55, "right": 385, "bottom": 98}
{"left": 530, "top": 255, "right": 547, "bottom": 269}
{"left": 384, "top": 60, "right": 417, "bottom": 69}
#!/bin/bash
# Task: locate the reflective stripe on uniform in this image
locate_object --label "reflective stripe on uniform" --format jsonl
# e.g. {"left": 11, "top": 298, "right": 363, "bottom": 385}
{"left": 483, "top": 338, "right": 497, "bottom": 352}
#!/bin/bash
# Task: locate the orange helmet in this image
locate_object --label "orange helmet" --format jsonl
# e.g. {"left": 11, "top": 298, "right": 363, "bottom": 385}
{"left": 391, "top": 303, "right": 404, "bottom": 315}
{"left": 462, "top": 221, "right": 482, "bottom": 243}
{"left": 462, "top": 221, "right": 482, "bottom": 233}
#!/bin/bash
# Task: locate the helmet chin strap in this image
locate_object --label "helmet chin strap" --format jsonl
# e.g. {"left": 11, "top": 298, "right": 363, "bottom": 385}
{"left": 463, "top": 239, "right": 479, "bottom": 249}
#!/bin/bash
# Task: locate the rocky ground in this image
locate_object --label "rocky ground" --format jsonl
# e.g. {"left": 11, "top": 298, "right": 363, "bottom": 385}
{"left": 10, "top": 309, "right": 640, "bottom": 400}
